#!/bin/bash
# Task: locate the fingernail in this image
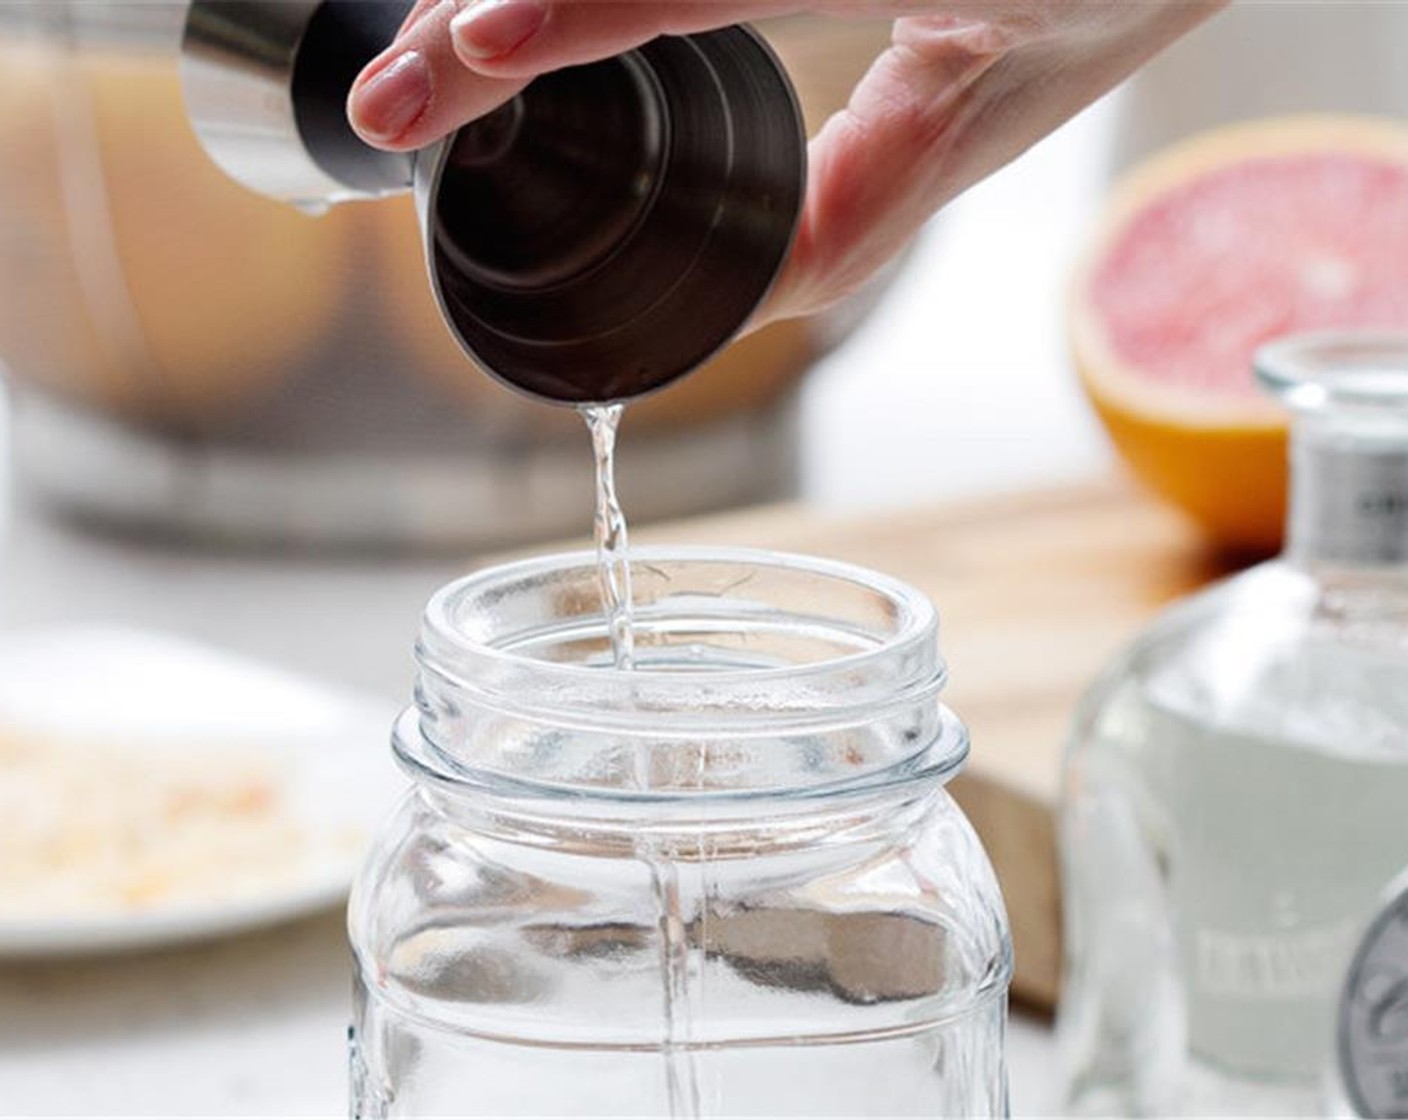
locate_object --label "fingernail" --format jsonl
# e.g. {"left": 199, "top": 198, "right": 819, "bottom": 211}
{"left": 350, "top": 51, "right": 431, "bottom": 142}
{"left": 451, "top": 0, "right": 547, "bottom": 61}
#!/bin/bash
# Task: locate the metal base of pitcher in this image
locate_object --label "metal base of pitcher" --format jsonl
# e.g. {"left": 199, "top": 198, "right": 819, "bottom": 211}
{"left": 12, "top": 394, "right": 800, "bottom": 553}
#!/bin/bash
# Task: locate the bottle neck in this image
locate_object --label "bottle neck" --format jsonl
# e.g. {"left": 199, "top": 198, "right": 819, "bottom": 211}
{"left": 1287, "top": 419, "right": 1408, "bottom": 572}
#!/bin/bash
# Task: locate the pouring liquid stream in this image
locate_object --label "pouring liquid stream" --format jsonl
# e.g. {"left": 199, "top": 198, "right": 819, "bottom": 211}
{"left": 581, "top": 403, "right": 702, "bottom": 1119}
{"left": 583, "top": 403, "right": 636, "bottom": 672}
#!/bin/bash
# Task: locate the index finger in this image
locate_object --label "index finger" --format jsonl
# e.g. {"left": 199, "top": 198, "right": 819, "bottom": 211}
{"left": 350, "top": 0, "right": 926, "bottom": 149}
{"left": 348, "top": 0, "right": 526, "bottom": 150}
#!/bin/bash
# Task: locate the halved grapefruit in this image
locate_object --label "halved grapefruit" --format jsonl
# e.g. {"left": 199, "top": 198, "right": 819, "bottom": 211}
{"left": 1071, "top": 116, "right": 1408, "bottom": 553}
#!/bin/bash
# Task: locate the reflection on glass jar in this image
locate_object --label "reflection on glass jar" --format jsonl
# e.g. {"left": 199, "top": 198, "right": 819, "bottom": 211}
{"left": 349, "top": 550, "right": 1012, "bottom": 1117}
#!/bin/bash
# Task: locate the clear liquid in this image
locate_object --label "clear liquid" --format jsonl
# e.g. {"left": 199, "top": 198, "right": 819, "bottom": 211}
{"left": 582, "top": 403, "right": 635, "bottom": 672}
{"left": 581, "top": 403, "right": 701, "bottom": 1119}
{"left": 650, "top": 851, "right": 703, "bottom": 1120}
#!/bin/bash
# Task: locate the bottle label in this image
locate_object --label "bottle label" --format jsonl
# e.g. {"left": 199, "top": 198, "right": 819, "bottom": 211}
{"left": 1293, "top": 443, "right": 1408, "bottom": 566}
{"left": 1196, "top": 921, "right": 1358, "bottom": 999}
{"left": 1339, "top": 879, "right": 1408, "bottom": 1118}
{"left": 1148, "top": 701, "right": 1408, "bottom": 1078}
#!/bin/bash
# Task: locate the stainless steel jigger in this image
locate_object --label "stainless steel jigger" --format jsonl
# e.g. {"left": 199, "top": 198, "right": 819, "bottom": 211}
{"left": 181, "top": 0, "right": 807, "bottom": 405}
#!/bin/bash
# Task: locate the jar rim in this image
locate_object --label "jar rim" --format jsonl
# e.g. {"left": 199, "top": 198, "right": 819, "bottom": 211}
{"left": 421, "top": 545, "right": 938, "bottom": 690}
{"left": 406, "top": 547, "right": 960, "bottom": 804}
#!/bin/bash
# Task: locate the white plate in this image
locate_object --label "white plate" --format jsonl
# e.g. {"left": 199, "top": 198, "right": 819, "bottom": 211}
{"left": 0, "top": 626, "right": 405, "bottom": 956}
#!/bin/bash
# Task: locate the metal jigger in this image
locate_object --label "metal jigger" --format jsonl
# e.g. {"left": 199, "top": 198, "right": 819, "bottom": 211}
{"left": 181, "top": 0, "right": 807, "bottom": 405}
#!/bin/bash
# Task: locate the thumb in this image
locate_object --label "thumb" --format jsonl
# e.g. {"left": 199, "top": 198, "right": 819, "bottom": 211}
{"left": 350, "top": 0, "right": 792, "bottom": 149}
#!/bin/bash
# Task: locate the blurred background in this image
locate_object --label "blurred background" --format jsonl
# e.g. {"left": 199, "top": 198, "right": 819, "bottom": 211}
{"left": 1, "top": 2, "right": 1405, "bottom": 1115}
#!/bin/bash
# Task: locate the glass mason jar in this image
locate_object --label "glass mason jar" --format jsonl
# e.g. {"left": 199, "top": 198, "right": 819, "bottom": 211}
{"left": 1057, "top": 333, "right": 1408, "bottom": 1116}
{"left": 349, "top": 549, "right": 1012, "bottom": 1117}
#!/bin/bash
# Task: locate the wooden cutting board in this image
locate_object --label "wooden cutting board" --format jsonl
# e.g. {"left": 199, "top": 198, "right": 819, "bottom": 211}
{"left": 627, "top": 477, "right": 1238, "bottom": 1010}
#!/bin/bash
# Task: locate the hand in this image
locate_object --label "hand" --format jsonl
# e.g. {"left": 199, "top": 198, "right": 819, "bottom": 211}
{"left": 348, "top": 1, "right": 1224, "bottom": 324}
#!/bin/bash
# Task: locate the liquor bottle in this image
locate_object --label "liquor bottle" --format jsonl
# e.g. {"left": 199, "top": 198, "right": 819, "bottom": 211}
{"left": 1058, "top": 333, "right": 1408, "bottom": 1116}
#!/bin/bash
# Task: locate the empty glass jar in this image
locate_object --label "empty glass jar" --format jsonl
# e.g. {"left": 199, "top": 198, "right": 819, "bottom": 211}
{"left": 348, "top": 549, "right": 1012, "bottom": 1117}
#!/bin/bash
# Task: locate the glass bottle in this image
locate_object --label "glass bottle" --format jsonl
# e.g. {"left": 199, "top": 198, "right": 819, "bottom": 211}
{"left": 1057, "top": 332, "right": 1408, "bottom": 1116}
{"left": 348, "top": 548, "right": 1012, "bottom": 1117}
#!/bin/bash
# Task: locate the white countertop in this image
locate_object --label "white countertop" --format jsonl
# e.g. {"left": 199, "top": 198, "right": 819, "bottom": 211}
{"left": 0, "top": 81, "right": 1120, "bottom": 1120}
